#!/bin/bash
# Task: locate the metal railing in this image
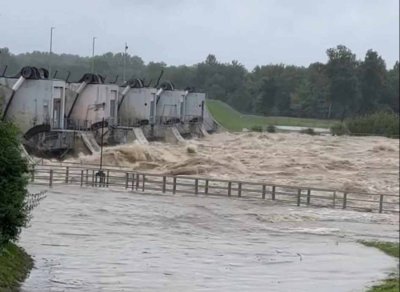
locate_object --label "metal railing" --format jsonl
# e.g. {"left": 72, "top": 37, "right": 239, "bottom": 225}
{"left": 64, "top": 118, "right": 94, "bottom": 131}
{"left": 155, "top": 116, "right": 181, "bottom": 125}
{"left": 29, "top": 165, "right": 399, "bottom": 214}
{"left": 183, "top": 115, "right": 203, "bottom": 124}
{"left": 117, "top": 118, "right": 149, "bottom": 128}
{"left": 63, "top": 118, "right": 117, "bottom": 131}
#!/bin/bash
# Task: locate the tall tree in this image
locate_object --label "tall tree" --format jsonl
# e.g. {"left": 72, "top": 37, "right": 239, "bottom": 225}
{"left": 326, "top": 45, "right": 360, "bottom": 120}
{"left": 256, "top": 77, "right": 278, "bottom": 115}
{"left": 386, "top": 62, "right": 399, "bottom": 113}
{"left": 0, "top": 48, "right": 19, "bottom": 75}
{"left": 0, "top": 122, "right": 29, "bottom": 245}
{"left": 358, "top": 50, "right": 387, "bottom": 114}
{"left": 293, "top": 63, "right": 329, "bottom": 118}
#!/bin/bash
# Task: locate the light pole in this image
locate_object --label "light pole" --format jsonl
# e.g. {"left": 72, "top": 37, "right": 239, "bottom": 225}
{"left": 95, "top": 117, "right": 105, "bottom": 187}
{"left": 91, "top": 37, "right": 97, "bottom": 73}
{"left": 123, "top": 42, "right": 128, "bottom": 82}
{"left": 49, "top": 27, "right": 55, "bottom": 79}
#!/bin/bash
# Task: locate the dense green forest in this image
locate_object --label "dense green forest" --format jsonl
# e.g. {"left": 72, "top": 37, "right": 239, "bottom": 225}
{"left": 0, "top": 45, "right": 398, "bottom": 120}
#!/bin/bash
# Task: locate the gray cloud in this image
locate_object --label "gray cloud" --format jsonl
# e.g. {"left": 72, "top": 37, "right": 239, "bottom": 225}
{"left": 0, "top": 0, "right": 398, "bottom": 69}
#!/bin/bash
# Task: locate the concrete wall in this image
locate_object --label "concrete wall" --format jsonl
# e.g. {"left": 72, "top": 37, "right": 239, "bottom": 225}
{"left": 0, "top": 77, "right": 66, "bottom": 134}
{"left": 156, "top": 90, "right": 184, "bottom": 124}
{"left": 65, "top": 83, "right": 119, "bottom": 128}
{"left": 184, "top": 92, "right": 205, "bottom": 122}
{"left": 118, "top": 87, "right": 156, "bottom": 126}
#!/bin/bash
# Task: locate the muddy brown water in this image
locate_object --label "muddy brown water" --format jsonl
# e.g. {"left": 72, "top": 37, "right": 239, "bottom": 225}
{"left": 20, "top": 185, "right": 398, "bottom": 292}
{"left": 51, "top": 132, "right": 399, "bottom": 196}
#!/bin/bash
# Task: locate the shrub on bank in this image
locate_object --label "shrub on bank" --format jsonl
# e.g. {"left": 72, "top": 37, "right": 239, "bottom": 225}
{"left": 299, "top": 128, "right": 317, "bottom": 135}
{"left": 250, "top": 125, "right": 263, "bottom": 132}
{"left": 330, "top": 122, "right": 350, "bottom": 136}
{"left": 0, "top": 242, "right": 33, "bottom": 290}
{"left": 359, "top": 241, "right": 399, "bottom": 292}
{"left": 346, "top": 112, "right": 399, "bottom": 137}
{"left": 0, "top": 122, "right": 29, "bottom": 246}
{"left": 266, "top": 125, "right": 276, "bottom": 133}
{"left": 330, "top": 112, "right": 399, "bottom": 138}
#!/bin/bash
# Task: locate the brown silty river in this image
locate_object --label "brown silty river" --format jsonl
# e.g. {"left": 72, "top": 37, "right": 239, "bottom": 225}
{"left": 59, "top": 132, "right": 399, "bottom": 195}
{"left": 21, "top": 132, "right": 399, "bottom": 291}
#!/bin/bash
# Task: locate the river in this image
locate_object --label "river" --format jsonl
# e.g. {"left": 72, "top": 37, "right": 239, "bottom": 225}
{"left": 20, "top": 185, "right": 398, "bottom": 291}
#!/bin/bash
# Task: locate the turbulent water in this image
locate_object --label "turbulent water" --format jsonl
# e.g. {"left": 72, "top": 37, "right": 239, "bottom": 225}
{"left": 25, "top": 133, "right": 399, "bottom": 291}
{"left": 58, "top": 132, "right": 399, "bottom": 195}
{"left": 20, "top": 186, "right": 398, "bottom": 292}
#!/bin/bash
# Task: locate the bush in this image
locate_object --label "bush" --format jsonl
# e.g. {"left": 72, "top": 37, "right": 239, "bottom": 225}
{"left": 330, "top": 123, "right": 350, "bottom": 136}
{"left": 0, "top": 242, "right": 33, "bottom": 290}
{"left": 299, "top": 128, "right": 317, "bottom": 135}
{"left": 345, "top": 112, "right": 399, "bottom": 137}
{"left": 266, "top": 125, "right": 276, "bottom": 133}
{"left": 250, "top": 125, "right": 263, "bottom": 132}
{"left": 0, "top": 122, "right": 29, "bottom": 246}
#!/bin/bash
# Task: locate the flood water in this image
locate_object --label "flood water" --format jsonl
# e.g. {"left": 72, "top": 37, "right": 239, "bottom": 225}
{"left": 20, "top": 185, "right": 398, "bottom": 292}
{"left": 59, "top": 132, "right": 399, "bottom": 196}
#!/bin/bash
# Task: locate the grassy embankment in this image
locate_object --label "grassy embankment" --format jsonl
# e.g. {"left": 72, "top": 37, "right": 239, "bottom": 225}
{"left": 0, "top": 243, "right": 33, "bottom": 291}
{"left": 360, "top": 241, "right": 399, "bottom": 292}
{"left": 206, "top": 99, "right": 336, "bottom": 131}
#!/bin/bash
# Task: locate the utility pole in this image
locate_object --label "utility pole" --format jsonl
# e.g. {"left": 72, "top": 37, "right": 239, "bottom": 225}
{"left": 91, "top": 37, "right": 97, "bottom": 73}
{"left": 123, "top": 42, "right": 128, "bottom": 82}
{"left": 49, "top": 27, "right": 55, "bottom": 79}
{"left": 99, "top": 117, "right": 104, "bottom": 170}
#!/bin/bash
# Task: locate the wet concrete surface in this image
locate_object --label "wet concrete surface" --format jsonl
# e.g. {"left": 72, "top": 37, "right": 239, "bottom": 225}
{"left": 20, "top": 186, "right": 399, "bottom": 291}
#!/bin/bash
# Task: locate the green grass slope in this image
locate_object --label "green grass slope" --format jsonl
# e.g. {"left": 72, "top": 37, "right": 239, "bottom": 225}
{"left": 359, "top": 241, "right": 399, "bottom": 292}
{"left": 0, "top": 243, "right": 33, "bottom": 291}
{"left": 206, "top": 99, "right": 336, "bottom": 131}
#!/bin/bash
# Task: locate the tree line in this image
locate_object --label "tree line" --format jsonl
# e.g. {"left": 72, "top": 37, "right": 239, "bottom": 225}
{"left": 0, "top": 45, "right": 398, "bottom": 120}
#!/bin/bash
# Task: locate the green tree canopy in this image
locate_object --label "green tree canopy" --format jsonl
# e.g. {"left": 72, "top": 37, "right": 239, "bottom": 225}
{"left": 0, "top": 122, "right": 29, "bottom": 246}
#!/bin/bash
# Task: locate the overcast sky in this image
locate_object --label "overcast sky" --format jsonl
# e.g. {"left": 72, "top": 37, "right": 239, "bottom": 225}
{"left": 0, "top": 0, "right": 398, "bottom": 69}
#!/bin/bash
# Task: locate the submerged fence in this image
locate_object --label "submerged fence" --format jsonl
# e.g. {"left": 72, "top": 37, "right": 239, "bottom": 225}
{"left": 29, "top": 165, "right": 399, "bottom": 214}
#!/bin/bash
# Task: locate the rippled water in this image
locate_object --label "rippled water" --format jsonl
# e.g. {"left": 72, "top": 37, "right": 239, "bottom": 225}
{"left": 20, "top": 185, "right": 398, "bottom": 291}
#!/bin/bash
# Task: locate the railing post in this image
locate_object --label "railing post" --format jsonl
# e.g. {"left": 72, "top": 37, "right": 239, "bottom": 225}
{"left": 136, "top": 173, "right": 140, "bottom": 190}
{"left": 80, "top": 170, "right": 84, "bottom": 186}
{"left": 92, "top": 170, "right": 95, "bottom": 187}
{"left": 228, "top": 182, "right": 232, "bottom": 197}
{"left": 205, "top": 180, "right": 209, "bottom": 195}
{"left": 238, "top": 182, "right": 242, "bottom": 197}
{"left": 262, "top": 184, "right": 266, "bottom": 199}
{"left": 49, "top": 169, "right": 53, "bottom": 187}
{"left": 307, "top": 189, "right": 311, "bottom": 205}
{"left": 162, "top": 176, "right": 166, "bottom": 193}
{"left": 65, "top": 166, "right": 69, "bottom": 183}
{"left": 195, "top": 179, "right": 199, "bottom": 195}
{"left": 272, "top": 186, "right": 276, "bottom": 200}
{"left": 106, "top": 170, "right": 110, "bottom": 187}
{"left": 142, "top": 174, "right": 146, "bottom": 191}
{"left": 173, "top": 177, "right": 177, "bottom": 194}
{"left": 86, "top": 169, "right": 89, "bottom": 186}
{"left": 342, "top": 193, "right": 347, "bottom": 209}
{"left": 297, "top": 189, "right": 301, "bottom": 206}
{"left": 332, "top": 191, "right": 336, "bottom": 208}
{"left": 131, "top": 173, "right": 135, "bottom": 190}
{"left": 125, "top": 173, "right": 129, "bottom": 189}
{"left": 379, "top": 195, "right": 384, "bottom": 213}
